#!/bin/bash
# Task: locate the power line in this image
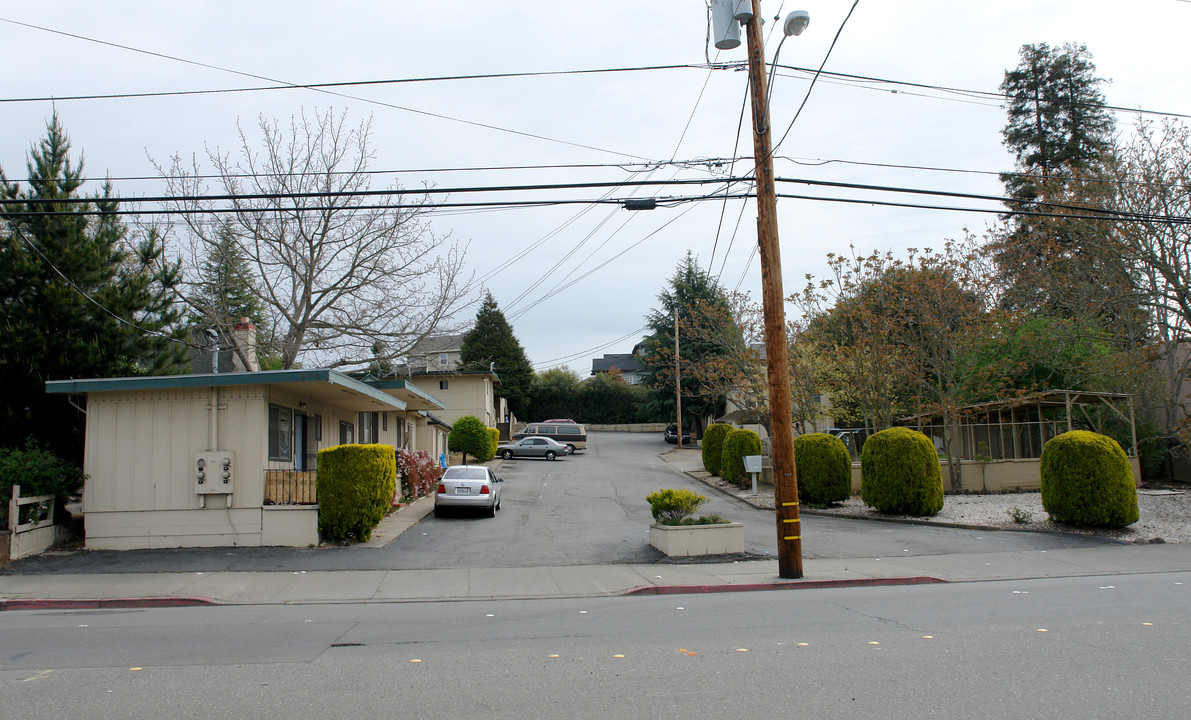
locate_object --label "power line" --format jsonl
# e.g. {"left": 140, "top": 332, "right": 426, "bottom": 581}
{"left": 0, "top": 64, "right": 723, "bottom": 105}
{"left": 0, "top": 16, "right": 650, "bottom": 162}
{"left": 6, "top": 222, "right": 201, "bottom": 350}
{"left": 8, "top": 176, "right": 743, "bottom": 208}
{"left": 533, "top": 326, "right": 649, "bottom": 370}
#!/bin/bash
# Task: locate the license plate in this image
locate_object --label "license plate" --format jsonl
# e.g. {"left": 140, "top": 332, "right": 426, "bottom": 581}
{"left": 454, "top": 487, "right": 471, "bottom": 495}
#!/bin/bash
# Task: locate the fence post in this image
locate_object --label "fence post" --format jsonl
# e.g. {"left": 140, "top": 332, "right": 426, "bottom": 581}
{"left": 8, "top": 485, "right": 17, "bottom": 533}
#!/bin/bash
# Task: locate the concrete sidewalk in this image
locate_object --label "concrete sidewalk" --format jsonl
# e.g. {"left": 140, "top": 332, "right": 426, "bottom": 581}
{"left": 3, "top": 543, "right": 1190, "bottom": 609}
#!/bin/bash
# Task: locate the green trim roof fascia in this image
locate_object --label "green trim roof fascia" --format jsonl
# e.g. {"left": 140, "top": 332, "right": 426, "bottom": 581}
{"left": 45, "top": 369, "right": 406, "bottom": 410}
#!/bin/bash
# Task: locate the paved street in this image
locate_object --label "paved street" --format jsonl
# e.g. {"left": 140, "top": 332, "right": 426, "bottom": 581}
{"left": 3, "top": 572, "right": 1189, "bottom": 718}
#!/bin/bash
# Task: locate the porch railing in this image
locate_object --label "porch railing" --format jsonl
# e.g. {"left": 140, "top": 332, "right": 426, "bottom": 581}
{"left": 264, "top": 470, "right": 317, "bottom": 505}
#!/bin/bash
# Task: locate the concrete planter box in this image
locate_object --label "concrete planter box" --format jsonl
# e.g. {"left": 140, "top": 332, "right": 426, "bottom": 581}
{"left": 649, "top": 521, "right": 744, "bottom": 557}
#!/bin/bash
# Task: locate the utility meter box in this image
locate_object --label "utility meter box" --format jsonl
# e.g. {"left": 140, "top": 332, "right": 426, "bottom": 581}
{"left": 743, "top": 455, "right": 763, "bottom": 474}
{"left": 194, "top": 451, "right": 234, "bottom": 495}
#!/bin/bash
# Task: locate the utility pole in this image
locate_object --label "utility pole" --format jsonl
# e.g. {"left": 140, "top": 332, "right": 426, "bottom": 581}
{"left": 675, "top": 309, "right": 683, "bottom": 450}
{"left": 742, "top": 0, "right": 802, "bottom": 578}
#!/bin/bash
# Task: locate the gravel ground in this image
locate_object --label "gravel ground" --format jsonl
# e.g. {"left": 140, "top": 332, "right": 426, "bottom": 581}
{"left": 699, "top": 474, "right": 1191, "bottom": 544}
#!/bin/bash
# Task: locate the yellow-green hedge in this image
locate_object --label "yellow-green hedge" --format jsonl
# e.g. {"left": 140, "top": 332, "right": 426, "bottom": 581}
{"left": 701, "top": 423, "right": 733, "bottom": 476}
{"left": 794, "top": 432, "right": 852, "bottom": 505}
{"left": 860, "top": 427, "right": 943, "bottom": 516}
{"left": 1041, "top": 431, "right": 1138, "bottom": 527}
{"left": 720, "top": 428, "right": 762, "bottom": 485}
{"left": 317, "top": 443, "right": 396, "bottom": 542}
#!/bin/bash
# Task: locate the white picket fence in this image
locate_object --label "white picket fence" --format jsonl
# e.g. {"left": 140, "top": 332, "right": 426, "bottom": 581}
{"left": 6, "top": 485, "right": 64, "bottom": 561}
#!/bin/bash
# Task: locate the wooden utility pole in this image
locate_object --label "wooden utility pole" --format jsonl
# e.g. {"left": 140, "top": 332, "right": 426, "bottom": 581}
{"left": 675, "top": 309, "right": 683, "bottom": 450}
{"left": 743, "top": 0, "right": 802, "bottom": 578}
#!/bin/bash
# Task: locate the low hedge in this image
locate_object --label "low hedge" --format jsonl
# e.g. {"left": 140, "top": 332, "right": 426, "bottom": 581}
{"left": 701, "top": 423, "right": 733, "bottom": 476}
{"left": 317, "top": 443, "right": 397, "bottom": 542}
{"left": 720, "top": 428, "right": 762, "bottom": 485}
{"left": 860, "top": 427, "right": 943, "bottom": 516}
{"left": 794, "top": 432, "right": 852, "bottom": 505}
{"left": 1040, "top": 430, "right": 1138, "bottom": 527}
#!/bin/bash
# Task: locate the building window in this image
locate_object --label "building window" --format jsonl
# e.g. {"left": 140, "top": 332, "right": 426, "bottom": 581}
{"left": 382, "top": 412, "right": 388, "bottom": 432}
{"left": 339, "top": 420, "right": 355, "bottom": 444}
{"left": 438, "top": 353, "right": 448, "bottom": 366}
{"left": 268, "top": 405, "right": 293, "bottom": 461}
{"left": 439, "top": 380, "right": 449, "bottom": 391}
{"left": 358, "top": 412, "right": 379, "bottom": 443}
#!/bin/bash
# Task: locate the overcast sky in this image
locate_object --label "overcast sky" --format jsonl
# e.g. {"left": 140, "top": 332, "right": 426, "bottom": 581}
{"left": 4, "top": 1, "right": 1190, "bottom": 376}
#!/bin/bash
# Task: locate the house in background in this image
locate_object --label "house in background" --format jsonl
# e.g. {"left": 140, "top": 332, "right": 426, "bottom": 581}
{"left": 591, "top": 346, "right": 648, "bottom": 385}
{"left": 403, "top": 333, "right": 467, "bottom": 373}
{"left": 371, "top": 368, "right": 502, "bottom": 429}
{"left": 45, "top": 369, "right": 448, "bottom": 550}
{"left": 387, "top": 334, "right": 508, "bottom": 428}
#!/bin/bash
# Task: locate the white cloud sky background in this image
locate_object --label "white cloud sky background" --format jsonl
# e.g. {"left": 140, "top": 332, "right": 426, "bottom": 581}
{"left": 3, "top": 1, "right": 1189, "bottom": 375}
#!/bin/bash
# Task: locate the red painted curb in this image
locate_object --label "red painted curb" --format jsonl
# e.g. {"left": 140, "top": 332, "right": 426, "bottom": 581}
{"left": 0, "top": 596, "right": 218, "bottom": 611}
{"left": 624, "top": 576, "right": 946, "bottom": 596}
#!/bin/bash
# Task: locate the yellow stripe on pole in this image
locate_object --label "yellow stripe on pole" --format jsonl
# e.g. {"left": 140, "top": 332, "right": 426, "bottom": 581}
{"left": 782, "top": 518, "right": 800, "bottom": 523}
{"left": 783, "top": 536, "right": 801, "bottom": 541}
{"left": 781, "top": 501, "right": 799, "bottom": 507}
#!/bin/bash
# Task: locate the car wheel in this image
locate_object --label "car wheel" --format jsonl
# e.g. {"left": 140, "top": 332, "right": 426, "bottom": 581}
{"left": 496, "top": 497, "right": 502, "bottom": 511}
{"left": 546, "top": 450, "right": 557, "bottom": 460}
{"left": 565, "top": 444, "right": 576, "bottom": 454}
{"left": 486, "top": 501, "right": 497, "bottom": 518}
{"left": 434, "top": 505, "right": 444, "bottom": 518}
{"left": 501, "top": 449, "right": 513, "bottom": 460}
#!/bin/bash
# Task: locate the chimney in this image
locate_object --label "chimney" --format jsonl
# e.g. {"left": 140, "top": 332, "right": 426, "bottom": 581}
{"left": 231, "top": 317, "right": 261, "bottom": 372}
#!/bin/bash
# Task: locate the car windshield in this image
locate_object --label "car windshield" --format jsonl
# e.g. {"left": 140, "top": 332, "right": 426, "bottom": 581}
{"left": 443, "top": 467, "right": 489, "bottom": 480}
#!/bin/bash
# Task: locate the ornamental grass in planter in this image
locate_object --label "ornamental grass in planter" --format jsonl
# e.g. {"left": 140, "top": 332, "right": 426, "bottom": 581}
{"left": 646, "top": 488, "right": 742, "bottom": 556}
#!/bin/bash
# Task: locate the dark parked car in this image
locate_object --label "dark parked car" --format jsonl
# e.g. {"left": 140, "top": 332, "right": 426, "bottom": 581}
{"left": 664, "top": 424, "right": 693, "bottom": 444}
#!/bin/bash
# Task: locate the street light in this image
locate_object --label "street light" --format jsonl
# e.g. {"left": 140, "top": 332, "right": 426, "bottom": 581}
{"left": 764, "top": 11, "right": 812, "bottom": 131}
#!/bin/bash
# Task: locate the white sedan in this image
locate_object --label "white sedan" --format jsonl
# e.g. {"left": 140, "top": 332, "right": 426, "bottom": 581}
{"left": 434, "top": 465, "right": 503, "bottom": 518}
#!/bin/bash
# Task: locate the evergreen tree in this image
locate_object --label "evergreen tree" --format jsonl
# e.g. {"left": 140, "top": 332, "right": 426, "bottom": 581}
{"left": 186, "top": 226, "right": 270, "bottom": 368}
{"left": 459, "top": 291, "right": 533, "bottom": 419}
{"left": 999, "top": 42, "right": 1114, "bottom": 203}
{"left": 640, "top": 252, "right": 738, "bottom": 430}
{"left": 992, "top": 42, "right": 1142, "bottom": 345}
{"left": 0, "top": 114, "right": 186, "bottom": 462}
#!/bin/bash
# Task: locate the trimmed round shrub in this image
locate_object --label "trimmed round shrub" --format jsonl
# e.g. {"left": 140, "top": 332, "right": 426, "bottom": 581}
{"left": 720, "top": 428, "right": 762, "bottom": 485}
{"left": 1040, "top": 430, "right": 1138, "bottom": 527}
{"left": 449, "top": 415, "right": 491, "bottom": 464}
{"left": 860, "top": 427, "right": 943, "bottom": 516}
{"left": 317, "top": 443, "right": 397, "bottom": 542}
{"left": 794, "top": 432, "right": 852, "bottom": 505}
{"left": 701, "top": 423, "right": 733, "bottom": 476}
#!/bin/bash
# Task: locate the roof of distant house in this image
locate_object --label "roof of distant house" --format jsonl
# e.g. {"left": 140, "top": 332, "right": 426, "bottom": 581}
{"left": 408, "top": 333, "right": 467, "bottom": 356}
{"left": 591, "top": 353, "right": 646, "bottom": 375}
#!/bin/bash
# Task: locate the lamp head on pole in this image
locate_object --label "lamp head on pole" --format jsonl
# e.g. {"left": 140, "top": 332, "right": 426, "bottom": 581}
{"left": 783, "top": 10, "right": 810, "bottom": 37}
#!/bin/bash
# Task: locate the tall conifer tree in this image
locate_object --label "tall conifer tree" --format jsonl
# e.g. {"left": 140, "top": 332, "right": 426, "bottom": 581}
{"left": 460, "top": 291, "right": 533, "bottom": 419}
{"left": 0, "top": 114, "right": 186, "bottom": 461}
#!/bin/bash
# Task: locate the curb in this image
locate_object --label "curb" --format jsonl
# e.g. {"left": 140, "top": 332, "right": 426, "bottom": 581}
{"left": 0, "top": 596, "right": 218, "bottom": 611}
{"left": 624, "top": 575, "right": 947, "bottom": 596}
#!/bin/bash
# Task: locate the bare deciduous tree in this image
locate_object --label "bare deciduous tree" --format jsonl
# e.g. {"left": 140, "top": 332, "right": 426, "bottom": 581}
{"left": 157, "top": 108, "right": 468, "bottom": 370}
{"left": 1108, "top": 117, "right": 1191, "bottom": 451}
